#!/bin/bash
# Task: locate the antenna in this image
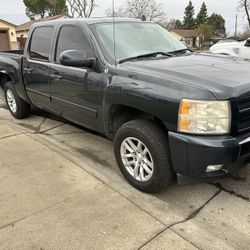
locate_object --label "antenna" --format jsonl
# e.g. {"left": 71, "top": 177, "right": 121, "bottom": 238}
{"left": 235, "top": 14, "right": 238, "bottom": 38}
{"left": 112, "top": 0, "right": 117, "bottom": 66}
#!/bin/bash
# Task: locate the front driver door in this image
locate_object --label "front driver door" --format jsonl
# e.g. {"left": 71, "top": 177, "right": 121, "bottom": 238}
{"left": 49, "top": 24, "right": 106, "bottom": 132}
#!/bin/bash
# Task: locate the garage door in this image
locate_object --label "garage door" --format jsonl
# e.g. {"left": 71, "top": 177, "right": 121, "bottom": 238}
{"left": 0, "top": 30, "right": 10, "bottom": 51}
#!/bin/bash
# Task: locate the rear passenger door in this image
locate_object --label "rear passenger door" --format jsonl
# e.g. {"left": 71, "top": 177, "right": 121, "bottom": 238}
{"left": 22, "top": 26, "right": 54, "bottom": 111}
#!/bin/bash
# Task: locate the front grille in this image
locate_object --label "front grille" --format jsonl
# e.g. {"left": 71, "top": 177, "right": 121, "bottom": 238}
{"left": 237, "top": 97, "right": 250, "bottom": 134}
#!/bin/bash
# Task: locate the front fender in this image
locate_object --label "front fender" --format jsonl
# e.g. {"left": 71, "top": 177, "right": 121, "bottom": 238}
{"left": 104, "top": 75, "right": 215, "bottom": 133}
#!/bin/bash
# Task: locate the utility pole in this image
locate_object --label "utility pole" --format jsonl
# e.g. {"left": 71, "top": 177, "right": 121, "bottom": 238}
{"left": 235, "top": 14, "right": 238, "bottom": 38}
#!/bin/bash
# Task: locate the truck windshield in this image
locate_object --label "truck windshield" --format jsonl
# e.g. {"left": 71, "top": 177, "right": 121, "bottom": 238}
{"left": 91, "top": 22, "right": 187, "bottom": 64}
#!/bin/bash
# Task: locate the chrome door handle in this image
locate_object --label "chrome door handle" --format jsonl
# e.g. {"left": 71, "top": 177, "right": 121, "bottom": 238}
{"left": 50, "top": 74, "right": 62, "bottom": 80}
{"left": 24, "top": 68, "right": 33, "bottom": 74}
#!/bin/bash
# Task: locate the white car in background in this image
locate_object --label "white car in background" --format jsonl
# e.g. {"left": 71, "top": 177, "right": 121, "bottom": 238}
{"left": 210, "top": 38, "right": 250, "bottom": 59}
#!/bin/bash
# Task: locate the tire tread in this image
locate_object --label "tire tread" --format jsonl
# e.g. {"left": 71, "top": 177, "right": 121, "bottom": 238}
{"left": 4, "top": 82, "right": 30, "bottom": 119}
{"left": 114, "top": 119, "right": 174, "bottom": 193}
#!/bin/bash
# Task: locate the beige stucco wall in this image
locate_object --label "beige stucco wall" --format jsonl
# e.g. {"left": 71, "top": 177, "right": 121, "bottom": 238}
{"left": 170, "top": 31, "right": 201, "bottom": 48}
{"left": 170, "top": 31, "right": 183, "bottom": 41}
{"left": 0, "top": 20, "right": 18, "bottom": 50}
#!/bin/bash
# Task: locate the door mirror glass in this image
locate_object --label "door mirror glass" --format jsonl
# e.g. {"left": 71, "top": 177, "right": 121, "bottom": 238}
{"left": 245, "top": 38, "right": 250, "bottom": 47}
{"left": 59, "top": 50, "right": 96, "bottom": 68}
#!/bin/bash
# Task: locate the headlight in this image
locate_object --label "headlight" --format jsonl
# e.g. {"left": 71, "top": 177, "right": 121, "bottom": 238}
{"left": 178, "top": 99, "right": 231, "bottom": 134}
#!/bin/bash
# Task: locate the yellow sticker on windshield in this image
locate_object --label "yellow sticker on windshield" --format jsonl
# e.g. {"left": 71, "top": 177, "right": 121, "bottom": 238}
{"left": 103, "top": 68, "right": 109, "bottom": 74}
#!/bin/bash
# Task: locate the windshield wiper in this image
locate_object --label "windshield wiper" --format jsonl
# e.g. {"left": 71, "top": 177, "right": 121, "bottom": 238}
{"left": 119, "top": 52, "right": 173, "bottom": 64}
{"left": 169, "top": 48, "right": 193, "bottom": 54}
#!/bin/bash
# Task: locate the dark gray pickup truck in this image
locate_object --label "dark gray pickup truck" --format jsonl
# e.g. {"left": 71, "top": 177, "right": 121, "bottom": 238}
{"left": 1, "top": 18, "right": 250, "bottom": 193}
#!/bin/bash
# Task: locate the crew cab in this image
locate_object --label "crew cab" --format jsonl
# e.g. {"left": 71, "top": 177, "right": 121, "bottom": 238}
{"left": 210, "top": 38, "right": 250, "bottom": 59}
{"left": 0, "top": 18, "right": 250, "bottom": 193}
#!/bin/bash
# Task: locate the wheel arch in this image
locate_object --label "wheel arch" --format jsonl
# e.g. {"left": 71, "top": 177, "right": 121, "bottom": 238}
{"left": 107, "top": 104, "right": 168, "bottom": 139}
{"left": 0, "top": 72, "right": 13, "bottom": 90}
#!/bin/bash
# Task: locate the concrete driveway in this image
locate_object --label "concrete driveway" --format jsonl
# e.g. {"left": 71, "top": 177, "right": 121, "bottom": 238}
{"left": 0, "top": 95, "right": 249, "bottom": 250}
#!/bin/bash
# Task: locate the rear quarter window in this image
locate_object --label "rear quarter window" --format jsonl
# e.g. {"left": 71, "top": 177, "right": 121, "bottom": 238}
{"left": 29, "top": 26, "right": 54, "bottom": 61}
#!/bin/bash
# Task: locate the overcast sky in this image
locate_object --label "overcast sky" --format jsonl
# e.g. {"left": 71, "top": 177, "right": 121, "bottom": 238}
{"left": 0, "top": 0, "right": 248, "bottom": 35}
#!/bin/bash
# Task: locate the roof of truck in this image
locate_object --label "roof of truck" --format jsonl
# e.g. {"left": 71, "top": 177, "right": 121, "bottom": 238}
{"left": 32, "top": 17, "right": 143, "bottom": 27}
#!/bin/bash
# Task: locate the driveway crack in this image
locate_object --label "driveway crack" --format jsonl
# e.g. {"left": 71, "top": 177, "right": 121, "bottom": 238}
{"left": 0, "top": 197, "right": 73, "bottom": 231}
{"left": 137, "top": 189, "right": 221, "bottom": 250}
{"left": 38, "top": 123, "right": 66, "bottom": 134}
{"left": 36, "top": 117, "right": 47, "bottom": 132}
{"left": 51, "top": 131, "right": 87, "bottom": 135}
{"left": 209, "top": 182, "right": 249, "bottom": 202}
{"left": 0, "top": 133, "right": 30, "bottom": 141}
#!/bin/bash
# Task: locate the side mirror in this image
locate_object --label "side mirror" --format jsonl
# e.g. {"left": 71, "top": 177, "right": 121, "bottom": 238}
{"left": 59, "top": 50, "right": 96, "bottom": 68}
{"left": 245, "top": 38, "right": 250, "bottom": 47}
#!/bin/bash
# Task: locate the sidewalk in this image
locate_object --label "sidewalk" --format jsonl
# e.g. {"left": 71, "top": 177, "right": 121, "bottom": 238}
{"left": 0, "top": 102, "right": 249, "bottom": 250}
{"left": 0, "top": 122, "right": 196, "bottom": 250}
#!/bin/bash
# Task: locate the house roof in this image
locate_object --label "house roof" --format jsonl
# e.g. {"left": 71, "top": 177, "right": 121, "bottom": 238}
{"left": 0, "top": 19, "right": 17, "bottom": 28}
{"left": 16, "top": 14, "right": 70, "bottom": 32}
{"left": 171, "top": 29, "right": 199, "bottom": 38}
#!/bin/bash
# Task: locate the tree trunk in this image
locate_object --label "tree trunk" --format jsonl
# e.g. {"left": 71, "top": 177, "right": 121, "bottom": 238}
{"left": 244, "top": 0, "right": 250, "bottom": 29}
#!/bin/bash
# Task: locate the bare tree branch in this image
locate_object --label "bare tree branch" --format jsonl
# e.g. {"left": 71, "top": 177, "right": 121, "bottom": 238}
{"left": 105, "top": 0, "right": 166, "bottom": 22}
{"left": 66, "top": 0, "right": 96, "bottom": 18}
{"left": 239, "top": 0, "right": 250, "bottom": 29}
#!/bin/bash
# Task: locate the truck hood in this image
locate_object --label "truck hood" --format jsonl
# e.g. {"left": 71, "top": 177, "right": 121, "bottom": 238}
{"left": 120, "top": 53, "right": 250, "bottom": 100}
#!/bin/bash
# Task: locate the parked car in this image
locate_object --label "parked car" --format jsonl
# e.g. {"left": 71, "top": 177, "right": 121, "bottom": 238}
{"left": 1, "top": 18, "right": 250, "bottom": 193}
{"left": 210, "top": 38, "right": 250, "bottom": 59}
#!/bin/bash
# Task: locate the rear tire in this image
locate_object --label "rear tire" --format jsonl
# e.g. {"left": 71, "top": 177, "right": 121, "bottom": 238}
{"left": 114, "top": 119, "right": 174, "bottom": 193}
{"left": 4, "top": 82, "right": 30, "bottom": 119}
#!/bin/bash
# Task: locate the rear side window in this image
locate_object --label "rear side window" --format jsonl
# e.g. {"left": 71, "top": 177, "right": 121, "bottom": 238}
{"left": 55, "top": 25, "right": 93, "bottom": 62}
{"left": 29, "top": 26, "right": 53, "bottom": 61}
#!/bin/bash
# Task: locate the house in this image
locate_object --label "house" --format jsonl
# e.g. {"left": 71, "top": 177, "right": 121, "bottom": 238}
{"left": 0, "top": 19, "right": 18, "bottom": 51}
{"left": 170, "top": 29, "right": 201, "bottom": 48}
{"left": 16, "top": 14, "right": 70, "bottom": 39}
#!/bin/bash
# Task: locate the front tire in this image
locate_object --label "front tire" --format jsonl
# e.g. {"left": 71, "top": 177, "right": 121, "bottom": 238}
{"left": 114, "top": 119, "right": 174, "bottom": 193}
{"left": 4, "top": 82, "right": 30, "bottom": 119}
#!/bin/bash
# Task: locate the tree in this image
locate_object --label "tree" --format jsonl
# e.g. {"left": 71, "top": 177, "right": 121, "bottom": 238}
{"left": 198, "top": 24, "right": 214, "bottom": 46}
{"left": 24, "top": 0, "right": 49, "bottom": 19}
{"left": 164, "top": 19, "right": 182, "bottom": 30}
{"left": 23, "top": 0, "right": 67, "bottom": 20}
{"left": 238, "top": 25, "right": 250, "bottom": 40}
{"left": 127, "top": 0, "right": 167, "bottom": 21}
{"left": 106, "top": 0, "right": 167, "bottom": 22}
{"left": 196, "top": 2, "right": 208, "bottom": 26}
{"left": 174, "top": 19, "right": 183, "bottom": 29}
{"left": 105, "top": 5, "right": 127, "bottom": 17}
{"left": 207, "top": 13, "right": 226, "bottom": 36}
{"left": 67, "top": 0, "right": 96, "bottom": 18}
{"left": 239, "top": 0, "right": 250, "bottom": 29}
{"left": 183, "top": 1, "right": 196, "bottom": 29}
{"left": 49, "top": 0, "right": 67, "bottom": 16}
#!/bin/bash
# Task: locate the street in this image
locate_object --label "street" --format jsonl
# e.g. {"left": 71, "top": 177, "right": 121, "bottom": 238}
{"left": 0, "top": 94, "right": 249, "bottom": 250}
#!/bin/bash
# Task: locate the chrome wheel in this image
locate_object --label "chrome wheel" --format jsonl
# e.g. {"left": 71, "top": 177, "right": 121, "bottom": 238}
{"left": 6, "top": 89, "right": 17, "bottom": 113}
{"left": 120, "top": 137, "right": 154, "bottom": 182}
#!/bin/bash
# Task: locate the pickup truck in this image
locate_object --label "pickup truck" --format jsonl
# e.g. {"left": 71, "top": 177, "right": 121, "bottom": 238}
{"left": 210, "top": 38, "right": 250, "bottom": 59}
{"left": 1, "top": 18, "right": 250, "bottom": 193}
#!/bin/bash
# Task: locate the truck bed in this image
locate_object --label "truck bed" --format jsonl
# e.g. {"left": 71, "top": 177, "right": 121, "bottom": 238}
{"left": 0, "top": 50, "right": 23, "bottom": 55}
{"left": 0, "top": 51, "right": 23, "bottom": 65}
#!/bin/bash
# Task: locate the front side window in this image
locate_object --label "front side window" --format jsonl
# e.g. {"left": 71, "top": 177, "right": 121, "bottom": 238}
{"left": 29, "top": 26, "right": 53, "bottom": 61}
{"left": 91, "top": 22, "right": 187, "bottom": 64}
{"left": 55, "top": 25, "right": 94, "bottom": 62}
